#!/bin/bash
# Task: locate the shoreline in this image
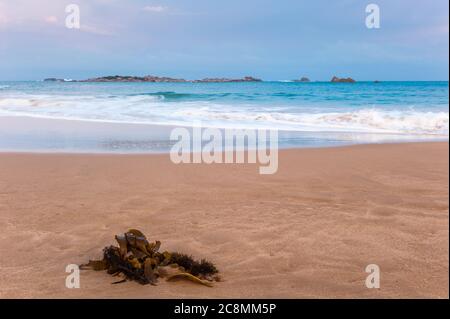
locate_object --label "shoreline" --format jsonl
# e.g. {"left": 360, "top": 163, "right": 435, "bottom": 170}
{"left": 0, "top": 142, "right": 448, "bottom": 298}
{"left": 0, "top": 115, "right": 447, "bottom": 154}
{"left": 0, "top": 140, "right": 447, "bottom": 155}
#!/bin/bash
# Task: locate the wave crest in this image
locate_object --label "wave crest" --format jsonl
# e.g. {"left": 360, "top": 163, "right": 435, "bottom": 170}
{"left": 0, "top": 95, "right": 448, "bottom": 135}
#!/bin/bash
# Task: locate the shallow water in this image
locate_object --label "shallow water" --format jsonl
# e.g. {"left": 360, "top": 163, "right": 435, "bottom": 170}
{"left": 0, "top": 81, "right": 448, "bottom": 152}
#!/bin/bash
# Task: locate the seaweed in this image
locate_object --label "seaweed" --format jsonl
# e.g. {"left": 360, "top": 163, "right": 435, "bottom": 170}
{"left": 169, "top": 252, "right": 218, "bottom": 277}
{"left": 80, "top": 229, "right": 220, "bottom": 287}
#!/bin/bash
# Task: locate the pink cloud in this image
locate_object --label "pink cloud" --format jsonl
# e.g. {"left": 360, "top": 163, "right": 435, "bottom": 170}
{"left": 44, "top": 16, "right": 58, "bottom": 24}
{"left": 143, "top": 5, "right": 167, "bottom": 13}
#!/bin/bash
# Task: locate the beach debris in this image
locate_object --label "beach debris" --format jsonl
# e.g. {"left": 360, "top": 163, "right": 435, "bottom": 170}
{"left": 80, "top": 229, "right": 219, "bottom": 287}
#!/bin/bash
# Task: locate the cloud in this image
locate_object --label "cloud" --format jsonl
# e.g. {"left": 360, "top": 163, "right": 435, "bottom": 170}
{"left": 143, "top": 5, "right": 167, "bottom": 13}
{"left": 0, "top": 0, "right": 117, "bottom": 36}
{"left": 80, "top": 24, "right": 116, "bottom": 36}
{"left": 44, "top": 16, "right": 58, "bottom": 24}
{"left": 0, "top": 2, "right": 10, "bottom": 28}
{"left": 0, "top": 0, "right": 62, "bottom": 30}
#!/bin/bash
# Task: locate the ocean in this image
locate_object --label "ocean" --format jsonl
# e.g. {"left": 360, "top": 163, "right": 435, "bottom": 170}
{"left": 0, "top": 81, "right": 448, "bottom": 152}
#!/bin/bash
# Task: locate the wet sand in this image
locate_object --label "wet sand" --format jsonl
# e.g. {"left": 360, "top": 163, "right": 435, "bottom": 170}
{"left": 0, "top": 142, "right": 448, "bottom": 298}
{"left": 1, "top": 116, "right": 444, "bottom": 153}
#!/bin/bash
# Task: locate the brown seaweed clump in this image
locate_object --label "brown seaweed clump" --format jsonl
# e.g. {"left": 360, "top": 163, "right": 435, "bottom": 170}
{"left": 80, "top": 229, "right": 220, "bottom": 287}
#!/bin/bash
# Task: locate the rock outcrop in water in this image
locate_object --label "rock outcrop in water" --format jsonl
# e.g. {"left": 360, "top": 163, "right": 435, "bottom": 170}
{"left": 293, "top": 77, "right": 310, "bottom": 82}
{"left": 44, "top": 78, "right": 73, "bottom": 82}
{"left": 331, "top": 76, "right": 356, "bottom": 83}
{"left": 74, "top": 75, "right": 262, "bottom": 83}
{"left": 193, "top": 76, "right": 262, "bottom": 83}
{"left": 79, "top": 75, "right": 187, "bottom": 83}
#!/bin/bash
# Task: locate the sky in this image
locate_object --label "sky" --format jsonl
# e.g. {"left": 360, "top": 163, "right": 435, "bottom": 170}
{"left": 0, "top": 0, "right": 448, "bottom": 81}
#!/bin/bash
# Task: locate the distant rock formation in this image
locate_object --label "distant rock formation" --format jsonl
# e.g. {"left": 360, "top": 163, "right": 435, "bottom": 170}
{"left": 293, "top": 77, "right": 310, "bottom": 82}
{"left": 79, "top": 75, "right": 187, "bottom": 83}
{"left": 193, "top": 76, "right": 262, "bottom": 83}
{"left": 73, "top": 75, "right": 262, "bottom": 83}
{"left": 331, "top": 76, "right": 356, "bottom": 83}
{"left": 44, "top": 78, "right": 66, "bottom": 82}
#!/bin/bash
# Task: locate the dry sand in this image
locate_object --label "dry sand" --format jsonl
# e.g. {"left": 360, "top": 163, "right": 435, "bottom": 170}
{"left": 0, "top": 142, "right": 448, "bottom": 298}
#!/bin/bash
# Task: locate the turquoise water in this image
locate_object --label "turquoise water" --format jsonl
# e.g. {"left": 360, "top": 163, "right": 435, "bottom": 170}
{"left": 0, "top": 81, "right": 448, "bottom": 151}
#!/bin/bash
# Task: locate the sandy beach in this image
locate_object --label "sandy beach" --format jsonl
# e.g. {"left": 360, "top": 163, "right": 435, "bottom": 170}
{"left": 0, "top": 142, "right": 448, "bottom": 298}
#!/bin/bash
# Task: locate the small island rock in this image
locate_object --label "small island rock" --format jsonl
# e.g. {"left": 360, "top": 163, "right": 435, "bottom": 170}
{"left": 331, "top": 76, "right": 356, "bottom": 83}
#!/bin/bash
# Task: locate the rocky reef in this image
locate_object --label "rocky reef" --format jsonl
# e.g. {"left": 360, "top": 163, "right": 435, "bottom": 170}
{"left": 79, "top": 75, "right": 187, "bottom": 83}
{"left": 331, "top": 76, "right": 356, "bottom": 83}
{"left": 44, "top": 78, "right": 73, "bottom": 82}
{"left": 44, "top": 75, "right": 361, "bottom": 83}
{"left": 293, "top": 77, "right": 310, "bottom": 82}
{"left": 75, "top": 75, "right": 262, "bottom": 83}
{"left": 193, "top": 76, "right": 262, "bottom": 83}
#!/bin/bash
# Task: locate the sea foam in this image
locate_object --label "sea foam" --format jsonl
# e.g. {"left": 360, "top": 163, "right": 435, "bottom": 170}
{"left": 0, "top": 81, "right": 448, "bottom": 139}
{"left": 0, "top": 94, "right": 448, "bottom": 136}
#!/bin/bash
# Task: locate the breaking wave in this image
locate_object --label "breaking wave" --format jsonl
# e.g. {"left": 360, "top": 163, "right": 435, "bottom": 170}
{"left": 0, "top": 94, "right": 448, "bottom": 136}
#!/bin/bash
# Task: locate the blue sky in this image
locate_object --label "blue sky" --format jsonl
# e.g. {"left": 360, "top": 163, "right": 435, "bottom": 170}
{"left": 0, "top": 0, "right": 448, "bottom": 81}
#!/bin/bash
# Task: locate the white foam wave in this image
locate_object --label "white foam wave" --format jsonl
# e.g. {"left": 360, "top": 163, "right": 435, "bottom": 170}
{"left": 0, "top": 95, "right": 448, "bottom": 136}
{"left": 172, "top": 108, "right": 449, "bottom": 135}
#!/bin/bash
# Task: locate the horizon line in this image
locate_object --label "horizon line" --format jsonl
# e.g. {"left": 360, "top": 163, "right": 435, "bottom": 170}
{"left": 1, "top": 77, "right": 449, "bottom": 82}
